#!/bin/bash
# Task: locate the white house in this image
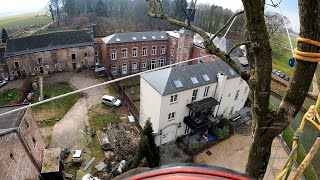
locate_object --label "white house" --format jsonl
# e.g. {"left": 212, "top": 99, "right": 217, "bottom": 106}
{"left": 139, "top": 61, "right": 250, "bottom": 146}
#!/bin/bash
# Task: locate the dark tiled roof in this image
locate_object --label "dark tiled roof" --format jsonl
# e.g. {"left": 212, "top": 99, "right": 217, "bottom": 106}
{"left": 102, "top": 31, "right": 168, "bottom": 44}
{"left": 4, "top": 30, "right": 94, "bottom": 57}
{"left": 0, "top": 104, "right": 27, "bottom": 135}
{"left": 141, "top": 61, "right": 240, "bottom": 96}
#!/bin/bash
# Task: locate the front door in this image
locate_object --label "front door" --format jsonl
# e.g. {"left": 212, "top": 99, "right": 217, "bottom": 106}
{"left": 122, "top": 63, "right": 127, "bottom": 75}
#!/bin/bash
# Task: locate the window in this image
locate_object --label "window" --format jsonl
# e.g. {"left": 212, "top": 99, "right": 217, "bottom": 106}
{"left": 37, "top": 58, "right": 42, "bottom": 64}
{"left": 14, "top": 61, "right": 19, "bottom": 68}
{"left": 168, "top": 112, "right": 176, "bottom": 121}
{"left": 132, "top": 47, "right": 138, "bottom": 57}
{"left": 161, "top": 45, "right": 166, "bottom": 54}
{"left": 171, "top": 46, "right": 175, "bottom": 56}
{"left": 244, "top": 87, "right": 248, "bottom": 93}
{"left": 229, "top": 106, "right": 235, "bottom": 115}
{"left": 142, "top": 62, "right": 146, "bottom": 68}
{"left": 121, "top": 48, "right": 127, "bottom": 59}
{"left": 150, "top": 59, "right": 157, "bottom": 69}
{"left": 240, "top": 79, "right": 243, "bottom": 84}
{"left": 234, "top": 90, "right": 240, "bottom": 100}
{"left": 191, "top": 89, "right": 198, "bottom": 102}
{"left": 71, "top": 54, "right": 76, "bottom": 60}
{"left": 111, "top": 50, "right": 117, "bottom": 60}
{"left": 132, "top": 62, "right": 137, "bottom": 70}
{"left": 170, "top": 94, "right": 178, "bottom": 103}
{"left": 111, "top": 65, "right": 117, "bottom": 73}
{"left": 204, "top": 86, "right": 210, "bottom": 97}
{"left": 34, "top": 67, "right": 39, "bottom": 72}
{"left": 142, "top": 47, "right": 147, "bottom": 56}
{"left": 152, "top": 46, "right": 157, "bottom": 55}
{"left": 199, "top": 50, "right": 204, "bottom": 63}
{"left": 170, "top": 58, "right": 174, "bottom": 64}
{"left": 95, "top": 51, "right": 98, "bottom": 56}
{"left": 159, "top": 58, "right": 165, "bottom": 67}
{"left": 84, "top": 52, "right": 88, "bottom": 57}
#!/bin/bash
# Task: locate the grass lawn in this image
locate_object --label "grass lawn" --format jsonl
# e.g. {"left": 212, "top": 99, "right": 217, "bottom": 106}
{"left": 271, "top": 34, "right": 298, "bottom": 77}
{"left": 0, "top": 89, "right": 20, "bottom": 106}
{"left": 119, "top": 76, "right": 140, "bottom": 87}
{"left": 125, "top": 86, "right": 140, "bottom": 101}
{"left": 32, "top": 83, "right": 80, "bottom": 127}
{"left": 0, "top": 12, "right": 51, "bottom": 29}
{"left": 87, "top": 104, "right": 121, "bottom": 172}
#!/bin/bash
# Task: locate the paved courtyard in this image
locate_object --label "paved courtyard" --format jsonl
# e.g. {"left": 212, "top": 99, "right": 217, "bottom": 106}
{"left": 194, "top": 134, "right": 298, "bottom": 179}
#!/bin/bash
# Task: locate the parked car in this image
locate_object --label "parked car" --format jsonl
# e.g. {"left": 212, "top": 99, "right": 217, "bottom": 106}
{"left": 275, "top": 71, "right": 281, "bottom": 76}
{"left": 272, "top": 69, "right": 277, "bottom": 74}
{"left": 275, "top": 71, "right": 285, "bottom": 78}
{"left": 284, "top": 75, "right": 290, "bottom": 81}
{"left": 0, "top": 80, "right": 7, "bottom": 87}
{"left": 102, "top": 95, "right": 121, "bottom": 107}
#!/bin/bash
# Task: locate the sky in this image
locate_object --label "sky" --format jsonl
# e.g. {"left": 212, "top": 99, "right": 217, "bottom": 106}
{"left": 1, "top": 0, "right": 300, "bottom": 32}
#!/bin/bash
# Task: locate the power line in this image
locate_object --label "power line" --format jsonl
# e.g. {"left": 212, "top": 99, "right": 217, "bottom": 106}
{"left": 0, "top": 55, "right": 213, "bottom": 117}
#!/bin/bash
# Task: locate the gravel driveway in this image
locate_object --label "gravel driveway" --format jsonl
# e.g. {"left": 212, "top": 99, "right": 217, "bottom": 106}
{"left": 49, "top": 70, "right": 108, "bottom": 149}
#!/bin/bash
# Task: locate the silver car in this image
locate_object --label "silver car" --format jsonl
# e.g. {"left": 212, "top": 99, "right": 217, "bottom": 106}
{"left": 102, "top": 95, "right": 121, "bottom": 107}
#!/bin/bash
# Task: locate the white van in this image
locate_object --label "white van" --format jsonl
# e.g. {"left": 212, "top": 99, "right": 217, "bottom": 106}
{"left": 102, "top": 95, "right": 121, "bottom": 107}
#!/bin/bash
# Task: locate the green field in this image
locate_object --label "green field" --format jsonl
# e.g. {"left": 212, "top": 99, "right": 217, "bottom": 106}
{"left": 271, "top": 33, "right": 298, "bottom": 76}
{"left": 0, "top": 12, "right": 51, "bottom": 30}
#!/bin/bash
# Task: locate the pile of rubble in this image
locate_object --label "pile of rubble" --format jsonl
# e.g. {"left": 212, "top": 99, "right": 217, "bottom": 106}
{"left": 96, "top": 122, "right": 139, "bottom": 177}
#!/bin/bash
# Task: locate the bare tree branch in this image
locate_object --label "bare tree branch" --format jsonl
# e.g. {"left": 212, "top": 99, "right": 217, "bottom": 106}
{"left": 147, "top": 0, "right": 249, "bottom": 80}
{"left": 227, "top": 41, "right": 250, "bottom": 55}
{"left": 210, "top": 10, "right": 244, "bottom": 41}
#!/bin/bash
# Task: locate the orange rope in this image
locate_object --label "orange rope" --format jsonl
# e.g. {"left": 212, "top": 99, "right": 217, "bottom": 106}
{"left": 293, "top": 37, "right": 320, "bottom": 62}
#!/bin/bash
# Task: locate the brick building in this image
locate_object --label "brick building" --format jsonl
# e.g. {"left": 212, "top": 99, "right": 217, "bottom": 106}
{"left": 99, "top": 2, "right": 246, "bottom": 76}
{"left": 0, "top": 105, "right": 46, "bottom": 179}
{"left": 4, "top": 30, "right": 94, "bottom": 80}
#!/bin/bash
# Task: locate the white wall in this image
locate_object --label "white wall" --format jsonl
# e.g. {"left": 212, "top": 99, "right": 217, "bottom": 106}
{"left": 139, "top": 77, "right": 162, "bottom": 134}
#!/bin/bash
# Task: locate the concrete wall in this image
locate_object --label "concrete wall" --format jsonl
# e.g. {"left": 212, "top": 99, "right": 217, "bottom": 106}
{"left": 0, "top": 131, "right": 40, "bottom": 179}
{"left": 19, "top": 108, "right": 46, "bottom": 168}
{"left": 5, "top": 45, "right": 94, "bottom": 79}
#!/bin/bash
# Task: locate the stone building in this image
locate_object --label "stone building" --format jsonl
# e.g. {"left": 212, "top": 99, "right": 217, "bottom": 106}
{"left": 0, "top": 105, "right": 46, "bottom": 179}
{"left": 4, "top": 30, "right": 94, "bottom": 80}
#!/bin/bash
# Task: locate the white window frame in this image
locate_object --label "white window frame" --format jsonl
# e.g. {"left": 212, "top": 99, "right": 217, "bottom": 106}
{"left": 152, "top": 46, "right": 157, "bottom": 55}
{"left": 150, "top": 59, "right": 157, "bottom": 69}
{"left": 132, "top": 47, "right": 138, "bottom": 57}
{"left": 229, "top": 106, "right": 235, "bottom": 115}
{"left": 14, "top": 61, "right": 20, "bottom": 68}
{"left": 204, "top": 86, "right": 210, "bottom": 97}
{"left": 111, "top": 50, "right": 117, "bottom": 60}
{"left": 170, "top": 94, "right": 178, "bottom": 104}
{"left": 159, "top": 58, "right": 166, "bottom": 67}
{"left": 132, "top": 62, "right": 138, "bottom": 70}
{"left": 168, "top": 112, "right": 176, "bottom": 121}
{"left": 95, "top": 51, "right": 98, "bottom": 56}
{"left": 142, "top": 47, "right": 147, "bottom": 56}
{"left": 171, "top": 46, "right": 175, "bottom": 56}
{"left": 121, "top": 48, "right": 127, "bottom": 59}
{"left": 191, "top": 89, "right": 198, "bottom": 102}
{"left": 160, "top": 45, "right": 166, "bottom": 54}
{"left": 142, "top": 62, "right": 147, "bottom": 68}
{"left": 170, "top": 58, "right": 174, "bottom": 64}
{"left": 199, "top": 49, "right": 205, "bottom": 63}
{"left": 111, "top": 65, "right": 117, "bottom": 73}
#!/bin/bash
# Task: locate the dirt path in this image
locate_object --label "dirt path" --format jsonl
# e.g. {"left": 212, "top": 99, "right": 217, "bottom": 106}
{"left": 50, "top": 70, "right": 108, "bottom": 149}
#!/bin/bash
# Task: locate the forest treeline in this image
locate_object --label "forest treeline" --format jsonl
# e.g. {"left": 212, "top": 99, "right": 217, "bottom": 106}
{"left": 49, "top": 0, "right": 290, "bottom": 39}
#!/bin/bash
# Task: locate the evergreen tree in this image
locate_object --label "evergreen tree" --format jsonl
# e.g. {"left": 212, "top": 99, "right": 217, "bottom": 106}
{"left": 95, "top": 0, "right": 107, "bottom": 17}
{"left": 1, "top": 28, "right": 8, "bottom": 43}
{"left": 142, "top": 120, "right": 160, "bottom": 167}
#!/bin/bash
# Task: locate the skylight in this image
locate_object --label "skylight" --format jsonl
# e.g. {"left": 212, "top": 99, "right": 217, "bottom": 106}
{"left": 229, "top": 69, "right": 235, "bottom": 75}
{"left": 190, "top": 77, "right": 199, "bottom": 84}
{"left": 132, "top": 37, "right": 136, "bottom": 40}
{"left": 160, "top": 36, "right": 165, "bottom": 39}
{"left": 142, "top": 37, "right": 146, "bottom": 39}
{"left": 174, "top": 80, "right": 183, "bottom": 88}
{"left": 116, "top": 38, "right": 120, "bottom": 42}
{"left": 202, "top": 74, "right": 210, "bottom": 81}
{"left": 152, "top": 36, "right": 156, "bottom": 39}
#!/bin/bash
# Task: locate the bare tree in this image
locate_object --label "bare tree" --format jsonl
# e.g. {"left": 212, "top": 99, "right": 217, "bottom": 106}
{"left": 146, "top": 0, "right": 320, "bottom": 179}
